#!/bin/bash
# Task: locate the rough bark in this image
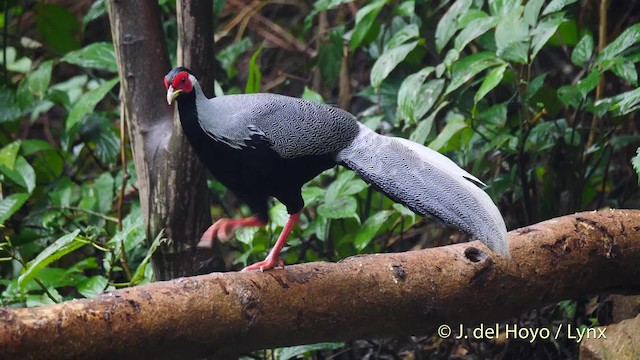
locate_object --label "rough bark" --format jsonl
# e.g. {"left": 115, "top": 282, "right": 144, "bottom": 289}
{"left": 107, "top": 0, "right": 217, "bottom": 279}
{"left": 1, "top": 210, "right": 639, "bottom": 359}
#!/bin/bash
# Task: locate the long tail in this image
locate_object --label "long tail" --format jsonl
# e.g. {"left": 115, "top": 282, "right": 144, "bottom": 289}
{"left": 336, "top": 124, "right": 509, "bottom": 257}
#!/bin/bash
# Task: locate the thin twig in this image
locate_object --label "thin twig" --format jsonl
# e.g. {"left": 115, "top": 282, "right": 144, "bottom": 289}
{"left": 586, "top": 0, "right": 609, "bottom": 150}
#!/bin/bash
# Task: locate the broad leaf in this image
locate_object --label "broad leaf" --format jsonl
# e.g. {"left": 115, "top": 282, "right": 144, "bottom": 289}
{"left": 571, "top": 34, "right": 594, "bottom": 66}
{"left": 371, "top": 41, "right": 419, "bottom": 88}
{"left": 435, "top": 0, "right": 472, "bottom": 53}
{"left": 318, "top": 197, "right": 358, "bottom": 220}
{"left": 454, "top": 16, "right": 498, "bottom": 53}
{"left": 410, "top": 101, "right": 448, "bottom": 144}
{"left": 523, "top": 0, "right": 545, "bottom": 26}
{"left": 131, "top": 230, "right": 164, "bottom": 285}
{"left": 17, "top": 60, "right": 53, "bottom": 110}
{"left": 475, "top": 64, "right": 507, "bottom": 103}
{"left": 66, "top": 77, "right": 119, "bottom": 131}
{"left": 354, "top": 210, "right": 393, "bottom": 251}
{"left": 632, "top": 147, "right": 640, "bottom": 184}
{"left": 596, "top": 23, "right": 640, "bottom": 65}
{"left": 530, "top": 14, "right": 566, "bottom": 59}
{"left": 397, "top": 67, "right": 434, "bottom": 123}
{"left": 350, "top": 0, "right": 385, "bottom": 50}
{"left": 78, "top": 276, "right": 108, "bottom": 298}
{"left": 61, "top": 42, "right": 117, "bottom": 73}
{"left": 445, "top": 52, "right": 502, "bottom": 95}
{"left": 385, "top": 24, "right": 420, "bottom": 51}
{"left": 612, "top": 60, "right": 638, "bottom": 85}
{"left": 429, "top": 115, "right": 467, "bottom": 151}
{"left": 415, "top": 79, "right": 445, "bottom": 122}
{"left": 542, "top": 0, "right": 577, "bottom": 16}
{"left": 0, "top": 141, "right": 21, "bottom": 168}
{"left": 0, "top": 87, "right": 24, "bottom": 123}
{"left": 276, "top": 342, "right": 344, "bottom": 360}
{"left": 0, "top": 193, "right": 30, "bottom": 224}
{"left": 495, "top": 12, "right": 527, "bottom": 58}
{"left": 18, "top": 230, "right": 84, "bottom": 290}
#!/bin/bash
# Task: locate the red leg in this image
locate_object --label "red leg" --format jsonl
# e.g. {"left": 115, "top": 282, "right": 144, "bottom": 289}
{"left": 242, "top": 211, "right": 301, "bottom": 272}
{"left": 198, "top": 217, "right": 266, "bottom": 247}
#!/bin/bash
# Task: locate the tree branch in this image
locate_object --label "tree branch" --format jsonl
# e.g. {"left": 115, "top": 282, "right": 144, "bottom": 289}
{"left": 2, "top": 210, "right": 639, "bottom": 359}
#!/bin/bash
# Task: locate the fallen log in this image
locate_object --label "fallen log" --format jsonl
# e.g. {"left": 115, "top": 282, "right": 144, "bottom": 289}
{"left": 1, "top": 210, "right": 639, "bottom": 359}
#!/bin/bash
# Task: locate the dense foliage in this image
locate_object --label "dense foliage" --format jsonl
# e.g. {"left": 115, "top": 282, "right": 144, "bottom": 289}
{"left": 0, "top": 0, "right": 639, "bottom": 358}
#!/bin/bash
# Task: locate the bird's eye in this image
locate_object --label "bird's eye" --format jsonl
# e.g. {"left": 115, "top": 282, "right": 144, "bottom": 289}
{"left": 181, "top": 77, "right": 186, "bottom": 83}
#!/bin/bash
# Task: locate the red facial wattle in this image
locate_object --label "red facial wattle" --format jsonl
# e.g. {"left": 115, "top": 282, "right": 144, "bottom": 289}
{"left": 171, "top": 72, "right": 192, "bottom": 93}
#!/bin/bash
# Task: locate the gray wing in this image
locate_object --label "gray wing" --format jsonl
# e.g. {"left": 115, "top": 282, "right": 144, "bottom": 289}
{"left": 198, "top": 93, "right": 359, "bottom": 158}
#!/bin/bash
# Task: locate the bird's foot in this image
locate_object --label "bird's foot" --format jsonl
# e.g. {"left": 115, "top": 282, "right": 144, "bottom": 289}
{"left": 198, "top": 217, "right": 266, "bottom": 247}
{"left": 241, "top": 257, "right": 285, "bottom": 272}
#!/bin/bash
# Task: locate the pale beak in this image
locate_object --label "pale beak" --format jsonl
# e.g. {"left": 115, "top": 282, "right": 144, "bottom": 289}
{"left": 166, "top": 86, "right": 182, "bottom": 105}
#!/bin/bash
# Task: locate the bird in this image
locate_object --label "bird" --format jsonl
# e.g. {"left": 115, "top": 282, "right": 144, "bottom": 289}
{"left": 164, "top": 66, "right": 509, "bottom": 271}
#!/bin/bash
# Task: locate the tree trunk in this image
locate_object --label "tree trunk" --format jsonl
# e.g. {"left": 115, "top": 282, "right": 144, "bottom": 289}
{"left": 1, "top": 210, "right": 639, "bottom": 359}
{"left": 107, "top": 0, "right": 218, "bottom": 279}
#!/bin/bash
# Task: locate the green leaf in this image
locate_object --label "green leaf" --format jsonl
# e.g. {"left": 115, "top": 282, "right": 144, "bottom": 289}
{"left": 276, "top": 342, "right": 344, "bottom": 360}
{"left": 350, "top": 0, "right": 385, "bottom": 50}
{"left": 445, "top": 52, "right": 502, "bottom": 95}
{"left": 66, "top": 77, "right": 119, "bottom": 131}
{"left": 35, "top": 3, "right": 80, "bottom": 53}
{"left": 302, "top": 87, "right": 324, "bottom": 103}
{"left": 354, "top": 210, "right": 392, "bottom": 251}
{"left": 454, "top": 16, "right": 498, "bottom": 53}
{"left": 78, "top": 276, "right": 108, "bottom": 298}
{"left": 557, "top": 84, "right": 582, "bottom": 108}
{"left": 385, "top": 24, "right": 420, "bottom": 51}
{"left": 0, "top": 47, "right": 32, "bottom": 73}
{"left": 530, "top": 14, "right": 566, "bottom": 59}
{"left": 571, "top": 33, "right": 594, "bottom": 66}
{"left": 398, "top": 67, "right": 434, "bottom": 123}
{"left": 397, "top": 1, "right": 415, "bottom": 17}
{"left": 318, "top": 27, "right": 344, "bottom": 85}
{"left": 0, "top": 87, "right": 24, "bottom": 123}
{"left": 489, "top": 0, "right": 521, "bottom": 16}
{"left": 542, "top": 0, "right": 577, "bottom": 16}
{"left": 83, "top": 0, "right": 106, "bottom": 26}
{"left": 17, "top": 60, "right": 54, "bottom": 110}
{"left": 435, "top": 0, "right": 472, "bottom": 53}
{"left": 61, "top": 43, "right": 117, "bottom": 73}
{"left": 524, "top": 73, "right": 547, "bottom": 100}
{"left": 576, "top": 71, "right": 601, "bottom": 97}
{"left": 217, "top": 38, "right": 252, "bottom": 79}
{"left": 0, "top": 141, "right": 21, "bottom": 168}
{"left": 304, "top": 0, "right": 353, "bottom": 32}
{"left": 524, "top": 0, "right": 545, "bottom": 26}
{"left": 14, "top": 156, "right": 36, "bottom": 193}
{"left": 409, "top": 101, "right": 448, "bottom": 144}
{"left": 94, "top": 172, "right": 115, "bottom": 213}
{"left": 371, "top": 41, "right": 419, "bottom": 88}
{"left": 596, "top": 24, "right": 640, "bottom": 65}
{"left": 0, "top": 193, "right": 30, "bottom": 224}
{"left": 318, "top": 197, "right": 358, "bottom": 220}
{"left": 18, "top": 230, "right": 84, "bottom": 290}
{"left": 495, "top": 12, "right": 527, "bottom": 58}
{"left": 612, "top": 60, "right": 638, "bottom": 85}
{"left": 415, "top": 79, "right": 445, "bottom": 122}
{"left": 429, "top": 115, "right": 467, "bottom": 151}
{"left": 131, "top": 230, "right": 164, "bottom": 285}
{"left": 609, "top": 87, "right": 640, "bottom": 116}
{"left": 632, "top": 147, "right": 640, "bottom": 185}
{"left": 475, "top": 64, "right": 507, "bottom": 103}
{"left": 245, "top": 44, "right": 263, "bottom": 94}
{"left": 325, "top": 171, "right": 356, "bottom": 201}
